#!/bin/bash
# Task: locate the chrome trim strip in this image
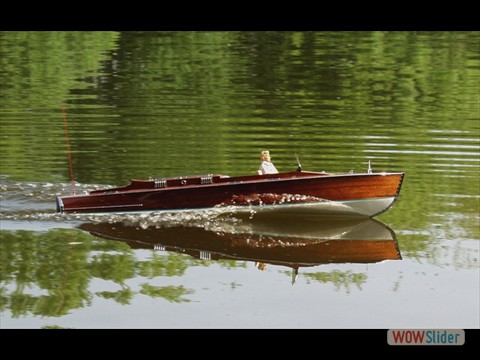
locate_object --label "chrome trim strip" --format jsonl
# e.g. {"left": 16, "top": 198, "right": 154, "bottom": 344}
{"left": 65, "top": 203, "right": 144, "bottom": 211}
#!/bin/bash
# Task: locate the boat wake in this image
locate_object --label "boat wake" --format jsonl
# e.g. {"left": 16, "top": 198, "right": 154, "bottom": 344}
{"left": 0, "top": 179, "right": 245, "bottom": 231}
{"left": 1, "top": 206, "right": 246, "bottom": 234}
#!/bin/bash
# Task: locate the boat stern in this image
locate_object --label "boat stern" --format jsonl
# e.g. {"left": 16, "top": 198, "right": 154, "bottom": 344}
{"left": 56, "top": 196, "right": 64, "bottom": 213}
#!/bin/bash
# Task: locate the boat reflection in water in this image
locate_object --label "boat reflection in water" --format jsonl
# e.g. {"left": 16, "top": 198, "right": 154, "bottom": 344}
{"left": 79, "top": 216, "right": 401, "bottom": 284}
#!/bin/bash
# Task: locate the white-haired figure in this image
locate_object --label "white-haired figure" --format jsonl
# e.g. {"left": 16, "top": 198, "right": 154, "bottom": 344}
{"left": 257, "top": 150, "right": 278, "bottom": 175}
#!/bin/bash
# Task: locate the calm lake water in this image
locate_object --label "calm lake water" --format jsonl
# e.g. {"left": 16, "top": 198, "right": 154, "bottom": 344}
{"left": 1, "top": 31, "right": 479, "bottom": 329}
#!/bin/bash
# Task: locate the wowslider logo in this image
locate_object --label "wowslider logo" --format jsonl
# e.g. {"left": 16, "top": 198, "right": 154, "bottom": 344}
{"left": 387, "top": 329, "right": 465, "bottom": 345}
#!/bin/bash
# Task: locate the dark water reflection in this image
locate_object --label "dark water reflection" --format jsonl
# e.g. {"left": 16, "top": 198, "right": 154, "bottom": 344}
{"left": 80, "top": 218, "right": 401, "bottom": 276}
{"left": 0, "top": 31, "right": 478, "bottom": 328}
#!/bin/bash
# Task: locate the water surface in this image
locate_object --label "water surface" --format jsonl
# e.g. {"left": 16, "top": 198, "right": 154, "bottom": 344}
{"left": 1, "top": 31, "right": 479, "bottom": 329}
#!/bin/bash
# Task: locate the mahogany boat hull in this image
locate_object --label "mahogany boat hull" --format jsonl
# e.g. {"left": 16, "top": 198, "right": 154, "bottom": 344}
{"left": 57, "top": 171, "right": 405, "bottom": 218}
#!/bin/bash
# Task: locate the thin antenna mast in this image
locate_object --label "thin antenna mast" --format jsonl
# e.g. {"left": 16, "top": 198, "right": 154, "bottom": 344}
{"left": 61, "top": 105, "right": 76, "bottom": 195}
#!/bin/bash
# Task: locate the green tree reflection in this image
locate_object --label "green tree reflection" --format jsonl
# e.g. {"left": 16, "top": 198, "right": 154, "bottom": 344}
{"left": 139, "top": 284, "right": 192, "bottom": 303}
{"left": 0, "top": 227, "right": 380, "bottom": 317}
{"left": 0, "top": 228, "right": 199, "bottom": 317}
{"left": 96, "top": 288, "right": 134, "bottom": 305}
{"left": 301, "top": 270, "right": 367, "bottom": 293}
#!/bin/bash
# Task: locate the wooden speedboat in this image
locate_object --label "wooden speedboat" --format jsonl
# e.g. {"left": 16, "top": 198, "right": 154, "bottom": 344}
{"left": 79, "top": 218, "right": 401, "bottom": 282}
{"left": 56, "top": 168, "right": 405, "bottom": 218}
